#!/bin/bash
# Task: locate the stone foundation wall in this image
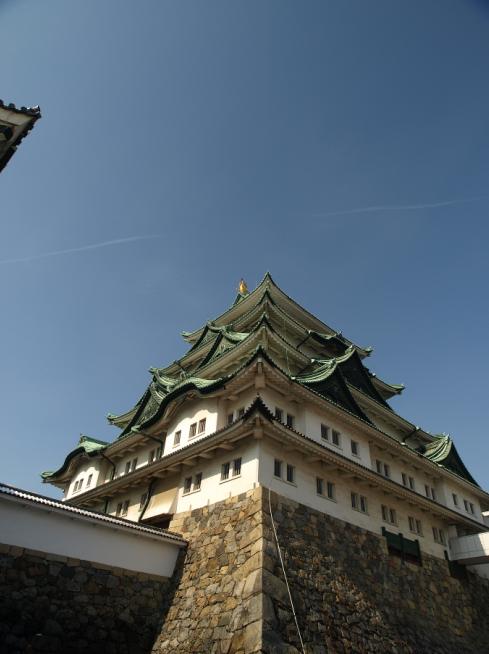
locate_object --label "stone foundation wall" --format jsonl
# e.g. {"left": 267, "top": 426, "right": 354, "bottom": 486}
{"left": 262, "top": 489, "right": 489, "bottom": 654}
{"left": 0, "top": 544, "right": 173, "bottom": 654}
{"left": 4, "top": 490, "right": 489, "bottom": 653}
{"left": 154, "top": 486, "right": 489, "bottom": 654}
{"left": 152, "top": 488, "right": 267, "bottom": 653}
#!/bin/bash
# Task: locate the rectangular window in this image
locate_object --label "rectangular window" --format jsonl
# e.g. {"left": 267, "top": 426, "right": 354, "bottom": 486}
{"left": 469, "top": 502, "right": 475, "bottom": 515}
{"left": 351, "top": 492, "right": 359, "bottom": 510}
{"left": 194, "top": 472, "right": 202, "bottom": 491}
{"left": 452, "top": 493, "right": 459, "bottom": 507}
{"left": 121, "top": 500, "right": 129, "bottom": 517}
{"left": 87, "top": 474, "right": 93, "bottom": 488}
{"left": 183, "top": 476, "right": 192, "bottom": 494}
{"left": 286, "top": 464, "right": 295, "bottom": 483}
{"left": 321, "top": 424, "right": 330, "bottom": 441}
{"left": 198, "top": 418, "right": 206, "bottom": 434}
{"left": 221, "top": 462, "right": 230, "bottom": 481}
{"left": 116, "top": 502, "right": 123, "bottom": 517}
{"left": 316, "top": 477, "right": 324, "bottom": 496}
{"left": 131, "top": 458, "right": 138, "bottom": 472}
{"left": 174, "top": 430, "right": 181, "bottom": 446}
{"left": 275, "top": 407, "right": 283, "bottom": 422}
{"left": 409, "top": 476, "right": 415, "bottom": 491}
{"left": 286, "top": 413, "right": 294, "bottom": 428}
{"left": 432, "top": 527, "right": 446, "bottom": 545}
{"left": 149, "top": 449, "right": 155, "bottom": 463}
{"left": 327, "top": 481, "right": 335, "bottom": 500}
{"left": 274, "top": 459, "right": 282, "bottom": 478}
{"left": 464, "top": 499, "right": 469, "bottom": 512}
{"left": 425, "top": 485, "right": 435, "bottom": 500}
{"left": 351, "top": 440, "right": 359, "bottom": 456}
{"left": 381, "top": 505, "right": 396, "bottom": 525}
{"left": 125, "top": 461, "right": 131, "bottom": 474}
{"left": 227, "top": 413, "right": 234, "bottom": 425}
{"left": 332, "top": 430, "right": 341, "bottom": 447}
{"left": 233, "top": 458, "right": 242, "bottom": 476}
{"left": 351, "top": 493, "right": 368, "bottom": 513}
{"left": 376, "top": 459, "right": 390, "bottom": 478}
{"left": 189, "top": 423, "right": 197, "bottom": 438}
{"left": 79, "top": 478, "right": 84, "bottom": 490}
{"left": 139, "top": 492, "right": 147, "bottom": 510}
{"left": 73, "top": 480, "right": 79, "bottom": 492}
{"left": 402, "top": 473, "right": 407, "bottom": 487}
{"left": 409, "top": 516, "right": 422, "bottom": 535}
{"left": 238, "top": 407, "right": 245, "bottom": 418}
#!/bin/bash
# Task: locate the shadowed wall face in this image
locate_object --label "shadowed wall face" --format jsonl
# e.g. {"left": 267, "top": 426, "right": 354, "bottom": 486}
{"left": 0, "top": 544, "right": 173, "bottom": 654}
{"left": 154, "top": 487, "right": 489, "bottom": 654}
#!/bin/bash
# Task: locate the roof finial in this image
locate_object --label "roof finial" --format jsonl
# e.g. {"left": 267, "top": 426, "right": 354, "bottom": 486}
{"left": 238, "top": 278, "right": 249, "bottom": 295}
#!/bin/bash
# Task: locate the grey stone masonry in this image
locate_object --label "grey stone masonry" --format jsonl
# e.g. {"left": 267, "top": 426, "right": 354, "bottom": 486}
{"left": 153, "top": 486, "right": 489, "bottom": 654}
{"left": 0, "top": 544, "right": 173, "bottom": 654}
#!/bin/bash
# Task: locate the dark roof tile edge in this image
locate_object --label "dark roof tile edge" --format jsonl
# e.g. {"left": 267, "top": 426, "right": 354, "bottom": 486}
{"left": 0, "top": 482, "right": 186, "bottom": 545}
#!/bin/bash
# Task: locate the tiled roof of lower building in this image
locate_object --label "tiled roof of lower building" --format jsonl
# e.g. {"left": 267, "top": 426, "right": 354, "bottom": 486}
{"left": 0, "top": 482, "right": 187, "bottom": 546}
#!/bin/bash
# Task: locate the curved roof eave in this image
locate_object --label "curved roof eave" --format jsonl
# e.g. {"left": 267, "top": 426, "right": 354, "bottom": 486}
{"left": 41, "top": 436, "right": 108, "bottom": 483}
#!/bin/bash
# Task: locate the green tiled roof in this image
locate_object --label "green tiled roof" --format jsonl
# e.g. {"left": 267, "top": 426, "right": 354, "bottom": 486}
{"left": 41, "top": 435, "right": 108, "bottom": 482}
{"left": 423, "top": 434, "right": 478, "bottom": 486}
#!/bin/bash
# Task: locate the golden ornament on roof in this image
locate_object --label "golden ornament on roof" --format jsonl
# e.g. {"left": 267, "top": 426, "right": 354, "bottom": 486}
{"left": 238, "top": 279, "right": 249, "bottom": 295}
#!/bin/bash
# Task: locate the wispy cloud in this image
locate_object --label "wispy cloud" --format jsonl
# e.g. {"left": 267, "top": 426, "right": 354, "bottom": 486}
{"left": 0, "top": 234, "right": 163, "bottom": 265}
{"left": 308, "top": 195, "right": 489, "bottom": 218}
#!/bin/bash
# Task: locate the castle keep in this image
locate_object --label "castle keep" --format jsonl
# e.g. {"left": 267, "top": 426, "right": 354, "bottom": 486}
{"left": 4, "top": 274, "right": 489, "bottom": 652}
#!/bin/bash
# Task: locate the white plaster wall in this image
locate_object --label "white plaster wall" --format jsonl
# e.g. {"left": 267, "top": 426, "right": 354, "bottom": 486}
{"left": 174, "top": 440, "right": 260, "bottom": 513}
{"left": 0, "top": 498, "right": 181, "bottom": 578}
{"left": 260, "top": 388, "right": 305, "bottom": 434}
{"left": 258, "top": 440, "right": 451, "bottom": 559}
{"left": 66, "top": 460, "right": 105, "bottom": 499}
{"left": 442, "top": 481, "right": 483, "bottom": 524}
{"left": 163, "top": 398, "right": 219, "bottom": 455}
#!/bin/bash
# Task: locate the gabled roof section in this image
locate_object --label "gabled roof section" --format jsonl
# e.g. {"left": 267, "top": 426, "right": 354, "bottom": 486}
{"left": 182, "top": 273, "right": 341, "bottom": 344}
{"left": 0, "top": 99, "right": 41, "bottom": 173}
{"left": 118, "top": 373, "right": 225, "bottom": 437}
{"left": 423, "top": 435, "right": 478, "bottom": 486}
{"left": 1, "top": 483, "right": 186, "bottom": 545}
{"left": 41, "top": 435, "right": 108, "bottom": 482}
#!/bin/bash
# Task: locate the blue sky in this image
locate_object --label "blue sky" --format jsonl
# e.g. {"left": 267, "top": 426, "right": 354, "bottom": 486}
{"left": 1, "top": 0, "right": 489, "bottom": 495}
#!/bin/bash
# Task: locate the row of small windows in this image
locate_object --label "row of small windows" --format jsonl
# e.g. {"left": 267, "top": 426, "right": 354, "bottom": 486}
{"left": 73, "top": 474, "right": 93, "bottom": 493}
{"left": 183, "top": 472, "right": 202, "bottom": 495}
{"left": 173, "top": 418, "right": 207, "bottom": 446}
{"left": 274, "top": 459, "right": 296, "bottom": 484}
{"left": 227, "top": 407, "right": 245, "bottom": 425}
{"left": 273, "top": 459, "right": 446, "bottom": 545}
{"left": 452, "top": 493, "right": 476, "bottom": 515}
{"left": 275, "top": 407, "right": 295, "bottom": 428}
{"left": 221, "top": 457, "right": 242, "bottom": 481}
{"left": 182, "top": 458, "right": 243, "bottom": 495}
{"left": 321, "top": 424, "right": 360, "bottom": 456}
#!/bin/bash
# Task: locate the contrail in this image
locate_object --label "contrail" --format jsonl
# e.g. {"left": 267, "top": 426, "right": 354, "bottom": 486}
{"left": 309, "top": 194, "right": 489, "bottom": 218}
{"left": 0, "top": 234, "right": 163, "bottom": 265}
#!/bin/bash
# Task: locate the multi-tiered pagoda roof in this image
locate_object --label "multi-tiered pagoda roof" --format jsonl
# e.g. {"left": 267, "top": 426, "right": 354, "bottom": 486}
{"left": 43, "top": 273, "right": 478, "bottom": 490}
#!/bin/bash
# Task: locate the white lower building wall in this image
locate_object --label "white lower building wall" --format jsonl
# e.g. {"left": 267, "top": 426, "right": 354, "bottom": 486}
{"left": 0, "top": 499, "right": 181, "bottom": 578}
{"left": 257, "top": 440, "right": 451, "bottom": 559}
{"left": 174, "top": 440, "right": 260, "bottom": 513}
